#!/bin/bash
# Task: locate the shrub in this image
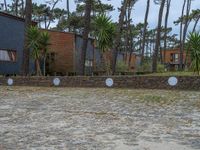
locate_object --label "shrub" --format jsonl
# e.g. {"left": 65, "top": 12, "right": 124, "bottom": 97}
{"left": 157, "top": 63, "right": 165, "bottom": 73}
{"left": 116, "top": 61, "right": 129, "bottom": 72}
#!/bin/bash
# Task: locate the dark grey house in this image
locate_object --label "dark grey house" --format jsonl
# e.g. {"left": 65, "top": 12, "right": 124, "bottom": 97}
{"left": 0, "top": 12, "right": 35, "bottom": 75}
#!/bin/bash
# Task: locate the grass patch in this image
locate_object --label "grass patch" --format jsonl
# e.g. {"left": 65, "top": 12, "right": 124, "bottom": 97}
{"left": 142, "top": 71, "right": 195, "bottom": 76}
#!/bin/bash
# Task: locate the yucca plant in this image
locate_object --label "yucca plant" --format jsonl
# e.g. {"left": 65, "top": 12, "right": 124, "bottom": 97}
{"left": 27, "top": 26, "right": 50, "bottom": 76}
{"left": 39, "top": 32, "right": 50, "bottom": 76}
{"left": 93, "top": 14, "right": 116, "bottom": 74}
{"left": 187, "top": 32, "right": 200, "bottom": 75}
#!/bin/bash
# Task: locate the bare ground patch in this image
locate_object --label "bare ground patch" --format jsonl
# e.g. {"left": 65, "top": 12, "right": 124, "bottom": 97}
{"left": 0, "top": 86, "right": 200, "bottom": 150}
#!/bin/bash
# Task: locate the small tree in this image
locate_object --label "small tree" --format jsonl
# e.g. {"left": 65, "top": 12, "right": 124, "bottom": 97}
{"left": 27, "top": 26, "right": 50, "bottom": 76}
{"left": 187, "top": 32, "right": 200, "bottom": 75}
{"left": 93, "top": 14, "right": 116, "bottom": 75}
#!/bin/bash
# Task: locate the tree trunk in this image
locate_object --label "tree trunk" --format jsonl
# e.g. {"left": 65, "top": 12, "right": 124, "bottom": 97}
{"left": 66, "top": 0, "right": 71, "bottom": 32}
{"left": 36, "top": 59, "right": 42, "bottom": 76}
{"left": 112, "top": 0, "right": 128, "bottom": 75}
{"left": 152, "top": 0, "right": 166, "bottom": 73}
{"left": 163, "top": 0, "right": 171, "bottom": 63}
{"left": 46, "top": 0, "right": 59, "bottom": 29}
{"left": 141, "top": 0, "right": 150, "bottom": 63}
{"left": 125, "top": 1, "right": 133, "bottom": 65}
{"left": 21, "top": 0, "right": 25, "bottom": 18}
{"left": 15, "top": 0, "right": 19, "bottom": 16}
{"left": 192, "top": 17, "right": 200, "bottom": 33}
{"left": 4, "top": 0, "right": 7, "bottom": 11}
{"left": 103, "top": 53, "right": 111, "bottom": 75}
{"left": 179, "top": 0, "right": 187, "bottom": 70}
{"left": 80, "top": 0, "right": 92, "bottom": 75}
{"left": 22, "top": 0, "right": 32, "bottom": 76}
{"left": 43, "top": 56, "right": 46, "bottom": 76}
{"left": 180, "top": 0, "right": 191, "bottom": 70}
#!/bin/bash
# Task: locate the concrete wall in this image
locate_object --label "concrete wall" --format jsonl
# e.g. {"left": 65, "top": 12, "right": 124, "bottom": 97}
{"left": 0, "top": 14, "right": 35, "bottom": 75}
{"left": 0, "top": 76, "right": 200, "bottom": 90}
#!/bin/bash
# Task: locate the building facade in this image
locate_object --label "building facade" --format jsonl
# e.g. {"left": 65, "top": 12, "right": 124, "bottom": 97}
{"left": 162, "top": 48, "right": 190, "bottom": 70}
{"left": 0, "top": 12, "right": 35, "bottom": 75}
{"left": 44, "top": 30, "right": 100, "bottom": 76}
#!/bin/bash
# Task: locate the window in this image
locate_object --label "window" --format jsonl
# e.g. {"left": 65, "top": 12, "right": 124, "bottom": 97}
{"left": 170, "top": 53, "right": 179, "bottom": 63}
{"left": 0, "top": 49, "right": 17, "bottom": 62}
{"left": 85, "top": 60, "right": 93, "bottom": 67}
{"left": 174, "top": 54, "right": 179, "bottom": 62}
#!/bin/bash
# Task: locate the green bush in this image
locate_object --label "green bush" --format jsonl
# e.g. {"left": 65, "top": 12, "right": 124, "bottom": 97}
{"left": 116, "top": 61, "right": 129, "bottom": 72}
{"left": 157, "top": 63, "right": 165, "bottom": 73}
{"left": 136, "top": 62, "right": 152, "bottom": 72}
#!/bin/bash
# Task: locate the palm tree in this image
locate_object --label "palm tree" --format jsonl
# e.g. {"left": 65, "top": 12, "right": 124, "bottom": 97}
{"left": 152, "top": 0, "right": 166, "bottom": 72}
{"left": 22, "top": 0, "right": 32, "bottom": 76}
{"left": 94, "top": 14, "right": 116, "bottom": 74}
{"left": 39, "top": 32, "right": 50, "bottom": 76}
{"left": 27, "top": 26, "right": 50, "bottom": 76}
{"left": 187, "top": 32, "right": 200, "bottom": 75}
{"left": 27, "top": 26, "right": 41, "bottom": 76}
{"left": 141, "top": 0, "right": 150, "bottom": 63}
{"left": 80, "top": 0, "right": 93, "bottom": 75}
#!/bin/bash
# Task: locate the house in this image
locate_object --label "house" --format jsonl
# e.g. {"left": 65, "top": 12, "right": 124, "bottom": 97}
{"left": 161, "top": 48, "right": 190, "bottom": 71}
{"left": 44, "top": 29, "right": 140, "bottom": 75}
{"left": 0, "top": 12, "right": 139, "bottom": 76}
{"left": 0, "top": 12, "right": 36, "bottom": 75}
{"left": 43, "top": 29, "right": 101, "bottom": 76}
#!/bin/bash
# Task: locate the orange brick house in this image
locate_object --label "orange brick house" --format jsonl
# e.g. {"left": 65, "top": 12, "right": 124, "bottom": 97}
{"left": 161, "top": 48, "right": 190, "bottom": 70}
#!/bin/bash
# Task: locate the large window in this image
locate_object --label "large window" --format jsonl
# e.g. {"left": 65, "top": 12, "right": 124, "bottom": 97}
{"left": 0, "top": 49, "right": 17, "bottom": 62}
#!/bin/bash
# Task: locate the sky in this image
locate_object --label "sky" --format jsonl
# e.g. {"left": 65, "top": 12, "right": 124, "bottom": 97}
{"left": 5, "top": 0, "right": 200, "bottom": 34}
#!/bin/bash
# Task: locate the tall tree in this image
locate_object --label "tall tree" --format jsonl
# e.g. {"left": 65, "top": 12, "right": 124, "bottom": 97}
{"left": 152, "top": 0, "right": 166, "bottom": 72}
{"left": 180, "top": 0, "right": 192, "bottom": 70}
{"left": 163, "top": 0, "right": 171, "bottom": 63}
{"left": 191, "top": 9, "right": 200, "bottom": 32}
{"left": 141, "top": 0, "right": 150, "bottom": 63}
{"left": 66, "top": 0, "right": 71, "bottom": 31}
{"left": 15, "top": 0, "right": 19, "bottom": 15}
{"left": 4, "top": 0, "right": 7, "bottom": 11}
{"left": 79, "top": 0, "right": 92, "bottom": 75}
{"left": 22, "top": 0, "right": 32, "bottom": 75}
{"left": 94, "top": 14, "right": 116, "bottom": 74}
{"left": 112, "top": 0, "right": 128, "bottom": 74}
{"left": 178, "top": 0, "right": 186, "bottom": 70}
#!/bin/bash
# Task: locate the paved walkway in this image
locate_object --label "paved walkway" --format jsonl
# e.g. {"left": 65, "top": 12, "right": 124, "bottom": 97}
{"left": 0, "top": 87, "right": 200, "bottom": 150}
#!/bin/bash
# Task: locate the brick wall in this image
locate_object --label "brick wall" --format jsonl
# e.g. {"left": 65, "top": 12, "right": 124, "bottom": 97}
{"left": 0, "top": 76, "right": 200, "bottom": 90}
{"left": 43, "top": 30, "right": 75, "bottom": 75}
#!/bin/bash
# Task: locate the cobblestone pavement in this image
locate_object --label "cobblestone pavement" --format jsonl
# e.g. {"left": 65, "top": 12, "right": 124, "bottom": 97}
{"left": 0, "top": 86, "right": 200, "bottom": 150}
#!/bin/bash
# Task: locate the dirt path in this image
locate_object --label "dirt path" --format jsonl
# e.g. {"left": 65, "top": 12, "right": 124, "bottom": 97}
{"left": 0, "top": 87, "right": 200, "bottom": 150}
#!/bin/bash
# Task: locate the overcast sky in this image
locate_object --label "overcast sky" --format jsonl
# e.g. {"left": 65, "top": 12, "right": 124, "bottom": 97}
{"left": 7, "top": 0, "right": 200, "bottom": 34}
{"left": 41, "top": 0, "right": 200, "bottom": 34}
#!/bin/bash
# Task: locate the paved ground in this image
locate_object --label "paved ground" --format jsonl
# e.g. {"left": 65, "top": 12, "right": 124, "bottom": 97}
{"left": 0, "top": 86, "right": 200, "bottom": 150}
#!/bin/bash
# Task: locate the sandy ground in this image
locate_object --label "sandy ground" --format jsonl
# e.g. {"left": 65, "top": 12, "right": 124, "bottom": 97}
{"left": 0, "top": 86, "right": 200, "bottom": 150}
